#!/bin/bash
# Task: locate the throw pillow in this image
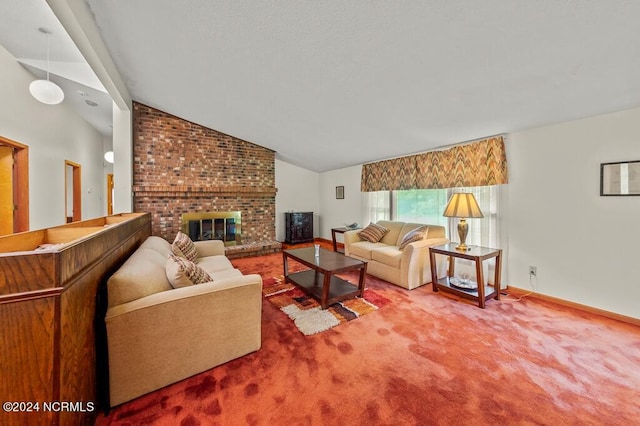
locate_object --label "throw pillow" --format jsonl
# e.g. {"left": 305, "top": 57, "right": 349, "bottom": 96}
{"left": 172, "top": 231, "right": 198, "bottom": 262}
{"left": 399, "top": 226, "right": 429, "bottom": 250}
{"left": 165, "top": 254, "right": 213, "bottom": 288}
{"left": 358, "top": 222, "right": 390, "bottom": 243}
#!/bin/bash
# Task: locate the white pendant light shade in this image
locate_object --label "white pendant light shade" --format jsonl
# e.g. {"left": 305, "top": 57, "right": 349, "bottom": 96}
{"left": 30, "top": 27, "right": 64, "bottom": 105}
{"left": 29, "top": 79, "right": 64, "bottom": 105}
{"left": 104, "top": 151, "right": 114, "bottom": 164}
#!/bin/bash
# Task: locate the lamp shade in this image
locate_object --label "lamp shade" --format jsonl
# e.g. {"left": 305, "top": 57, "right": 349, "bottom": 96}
{"left": 443, "top": 193, "right": 484, "bottom": 218}
{"left": 29, "top": 79, "right": 64, "bottom": 105}
{"left": 104, "top": 151, "right": 114, "bottom": 164}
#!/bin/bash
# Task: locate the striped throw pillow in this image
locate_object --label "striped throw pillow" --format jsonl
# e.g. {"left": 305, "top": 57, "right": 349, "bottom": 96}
{"left": 399, "top": 226, "right": 429, "bottom": 250}
{"left": 166, "top": 254, "right": 212, "bottom": 288}
{"left": 172, "top": 231, "right": 198, "bottom": 262}
{"left": 358, "top": 222, "right": 390, "bottom": 243}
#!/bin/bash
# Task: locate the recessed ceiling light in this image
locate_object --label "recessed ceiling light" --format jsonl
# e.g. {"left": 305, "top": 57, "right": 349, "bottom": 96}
{"left": 85, "top": 99, "right": 98, "bottom": 107}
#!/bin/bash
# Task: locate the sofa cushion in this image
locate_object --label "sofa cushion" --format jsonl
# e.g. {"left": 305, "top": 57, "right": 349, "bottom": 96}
{"left": 166, "top": 254, "right": 213, "bottom": 288}
{"left": 349, "top": 240, "right": 387, "bottom": 260}
{"left": 139, "top": 235, "right": 173, "bottom": 257}
{"left": 209, "top": 268, "right": 244, "bottom": 281}
{"left": 172, "top": 231, "right": 198, "bottom": 262}
{"left": 107, "top": 247, "right": 173, "bottom": 307}
{"left": 371, "top": 246, "right": 403, "bottom": 268}
{"left": 376, "top": 221, "right": 406, "bottom": 246}
{"left": 196, "top": 255, "right": 235, "bottom": 273}
{"left": 358, "top": 222, "right": 389, "bottom": 243}
{"left": 399, "top": 225, "right": 429, "bottom": 249}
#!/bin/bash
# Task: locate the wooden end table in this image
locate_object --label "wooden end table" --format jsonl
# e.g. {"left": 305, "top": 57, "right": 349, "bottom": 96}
{"left": 330, "top": 227, "right": 359, "bottom": 253}
{"left": 429, "top": 243, "right": 502, "bottom": 309}
{"left": 283, "top": 247, "right": 367, "bottom": 309}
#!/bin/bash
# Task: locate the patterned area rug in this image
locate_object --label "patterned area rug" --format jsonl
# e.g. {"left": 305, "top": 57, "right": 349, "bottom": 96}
{"left": 262, "top": 276, "right": 391, "bottom": 335}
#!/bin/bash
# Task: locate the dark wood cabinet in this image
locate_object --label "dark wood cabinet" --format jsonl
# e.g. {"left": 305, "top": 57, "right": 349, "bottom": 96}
{"left": 285, "top": 212, "right": 313, "bottom": 244}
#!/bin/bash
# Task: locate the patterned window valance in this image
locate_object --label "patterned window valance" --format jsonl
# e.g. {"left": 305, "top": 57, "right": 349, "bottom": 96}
{"left": 360, "top": 155, "right": 418, "bottom": 192}
{"left": 361, "top": 135, "right": 508, "bottom": 192}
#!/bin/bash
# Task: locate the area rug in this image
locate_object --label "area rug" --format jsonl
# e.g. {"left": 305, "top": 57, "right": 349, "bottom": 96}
{"left": 262, "top": 276, "right": 390, "bottom": 335}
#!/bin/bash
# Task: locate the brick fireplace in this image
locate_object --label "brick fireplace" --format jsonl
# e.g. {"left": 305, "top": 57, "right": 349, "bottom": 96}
{"left": 132, "top": 102, "right": 281, "bottom": 258}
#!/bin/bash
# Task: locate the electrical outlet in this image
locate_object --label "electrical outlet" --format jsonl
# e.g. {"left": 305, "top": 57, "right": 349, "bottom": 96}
{"left": 529, "top": 265, "right": 537, "bottom": 277}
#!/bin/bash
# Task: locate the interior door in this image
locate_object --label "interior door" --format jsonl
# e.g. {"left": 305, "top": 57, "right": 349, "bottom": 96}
{"left": 106, "top": 173, "right": 114, "bottom": 215}
{"left": 0, "top": 146, "right": 13, "bottom": 236}
{"left": 0, "top": 136, "right": 29, "bottom": 232}
{"left": 65, "top": 160, "right": 81, "bottom": 223}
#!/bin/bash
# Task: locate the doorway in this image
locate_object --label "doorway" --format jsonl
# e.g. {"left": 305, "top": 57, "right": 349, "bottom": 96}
{"left": 65, "top": 160, "right": 81, "bottom": 223}
{"left": 0, "top": 136, "right": 28, "bottom": 234}
{"left": 0, "top": 146, "right": 12, "bottom": 235}
{"left": 106, "top": 173, "right": 114, "bottom": 215}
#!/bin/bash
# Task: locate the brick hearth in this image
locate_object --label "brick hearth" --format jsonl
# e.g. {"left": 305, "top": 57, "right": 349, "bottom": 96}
{"left": 132, "top": 102, "right": 281, "bottom": 257}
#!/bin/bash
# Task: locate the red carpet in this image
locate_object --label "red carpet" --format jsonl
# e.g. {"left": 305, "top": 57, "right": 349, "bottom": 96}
{"left": 96, "top": 242, "right": 640, "bottom": 425}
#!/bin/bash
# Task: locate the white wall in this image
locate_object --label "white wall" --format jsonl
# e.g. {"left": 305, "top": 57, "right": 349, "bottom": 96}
{"left": 0, "top": 44, "right": 108, "bottom": 229}
{"left": 275, "top": 159, "right": 320, "bottom": 241}
{"left": 506, "top": 107, "right": 640, "bottom": 319}
{"left": 112, "top": 102, "right": 132, "bottom": 213}
{"left": 318, "top": 165, "right": 364, "bottom": 239}
{"left": 102, "top": 134, "right": 114, "bottom": 174}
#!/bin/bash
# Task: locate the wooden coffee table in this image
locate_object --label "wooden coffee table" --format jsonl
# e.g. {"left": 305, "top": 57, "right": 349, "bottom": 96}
{"left": 282, "top": 247, "right": 367, "bottom": 309}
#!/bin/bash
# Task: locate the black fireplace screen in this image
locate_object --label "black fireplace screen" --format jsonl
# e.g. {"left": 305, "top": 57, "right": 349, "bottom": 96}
{"left": 182, "top": 212, "right": 241, "bottom": 246}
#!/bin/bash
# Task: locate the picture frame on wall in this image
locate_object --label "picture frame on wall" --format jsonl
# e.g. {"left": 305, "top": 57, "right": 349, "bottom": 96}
{"left": 336, "top": 186, "right": 344, "bottom": 199}
{"left": 600, "top": 160, "right": 640, "bottom": 196}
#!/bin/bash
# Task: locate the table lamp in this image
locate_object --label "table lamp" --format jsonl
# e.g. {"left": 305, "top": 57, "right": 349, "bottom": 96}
{"left": 443, "top": 192, "right": 484, "bottom": 251}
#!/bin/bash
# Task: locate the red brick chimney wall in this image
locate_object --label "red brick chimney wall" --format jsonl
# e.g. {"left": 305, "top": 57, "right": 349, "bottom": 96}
{"left": 132, "top": 102, "right": 277, "bottom": 245}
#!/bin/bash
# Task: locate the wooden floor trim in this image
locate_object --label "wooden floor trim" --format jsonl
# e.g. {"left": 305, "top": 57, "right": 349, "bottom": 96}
{"left": 507, "top": 286, "right": 640, "bottom": 327}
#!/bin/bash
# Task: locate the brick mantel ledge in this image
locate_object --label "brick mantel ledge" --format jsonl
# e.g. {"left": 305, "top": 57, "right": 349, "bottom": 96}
{"left": 225, "top": 240, "right": 282, "bottom": 259}
{"left": 133, "top": 185, "right": 277, "bottom": 198}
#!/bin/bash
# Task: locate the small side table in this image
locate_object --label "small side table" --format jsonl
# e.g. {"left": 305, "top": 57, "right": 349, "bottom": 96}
{"left": 331, "top": 227, "right": 358, "bottom": 253}
{"left": 429, "top": 243, "right": 502, "bottom": 309}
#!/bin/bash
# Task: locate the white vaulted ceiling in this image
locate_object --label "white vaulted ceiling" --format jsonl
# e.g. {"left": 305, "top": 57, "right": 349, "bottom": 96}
{"left": 0, "top": 1, "right": 113, "bottom": 136}
{"left": 3, "top": 1, "right": 640, "bottom": 172}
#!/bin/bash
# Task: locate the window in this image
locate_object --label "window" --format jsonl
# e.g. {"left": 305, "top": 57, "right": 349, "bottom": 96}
{"left": 394, "top": 189, "right": 448, "bottom": 228}
{"left": 364, "top": 191, "right": 391, "bottom": 224}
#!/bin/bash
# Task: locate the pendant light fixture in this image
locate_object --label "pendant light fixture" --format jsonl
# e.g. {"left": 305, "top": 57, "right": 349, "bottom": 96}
{"left": 29, "top": 27, "right": 64, "bottom": 105}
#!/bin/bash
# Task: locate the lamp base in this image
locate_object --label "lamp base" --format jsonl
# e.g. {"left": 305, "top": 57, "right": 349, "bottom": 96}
{"left": 456, "top": 219, "right": 469, "bottom": 251}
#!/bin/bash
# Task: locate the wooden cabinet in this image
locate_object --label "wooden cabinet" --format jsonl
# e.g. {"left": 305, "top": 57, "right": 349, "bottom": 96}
{"left": 0, "top": 213, "right": 151, "bottom": 425}
{"left": 285, "top": 212, "right": 313, "bottom": 244}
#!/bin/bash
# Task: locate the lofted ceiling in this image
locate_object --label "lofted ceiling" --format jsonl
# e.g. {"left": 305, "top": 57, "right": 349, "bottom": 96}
{"left": 3, "top": 1, "right": 640, "bottom": 172}
{"left": 0, "top": 1, "right": 113, "bottom": 137}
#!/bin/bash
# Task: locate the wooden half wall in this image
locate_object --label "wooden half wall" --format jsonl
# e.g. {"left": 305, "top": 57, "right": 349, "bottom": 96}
{"left": 0, "top": 213, "right": 151, "bottom": 426}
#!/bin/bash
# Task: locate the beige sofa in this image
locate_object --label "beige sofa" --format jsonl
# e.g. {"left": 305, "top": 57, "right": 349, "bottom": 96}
{"left": 105, "top": 236, "right": 262, "bottom": 406}
{"left": 344, "top": 221, "right": 449, "bottom": 290}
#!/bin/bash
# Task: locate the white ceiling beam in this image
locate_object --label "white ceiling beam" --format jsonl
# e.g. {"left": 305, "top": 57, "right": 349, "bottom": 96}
{"left": 17, "top": 59, "right": 107, "bottom": 93}
{"left": 45, "top": 0, "right": 131, "bottom": 110}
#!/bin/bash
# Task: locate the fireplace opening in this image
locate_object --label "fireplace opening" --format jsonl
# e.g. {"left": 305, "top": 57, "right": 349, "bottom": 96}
{"left": 181, "top": 212, "right": 241, "bottom": 246}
